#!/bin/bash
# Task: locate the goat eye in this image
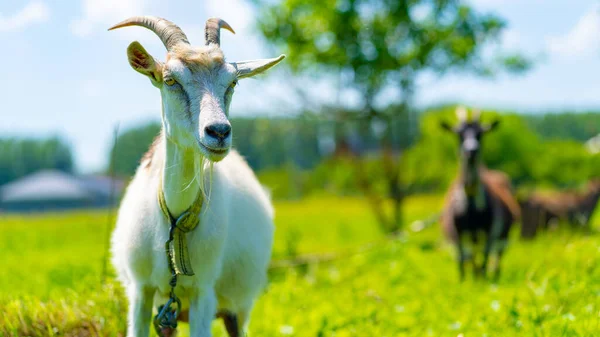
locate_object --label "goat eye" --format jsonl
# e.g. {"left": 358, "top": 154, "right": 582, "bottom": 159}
{"left": 225, "top": 80, "right": 237, "bottom": 97}
{"left": 164, "top": 77, "right": 176, "bottom": 86}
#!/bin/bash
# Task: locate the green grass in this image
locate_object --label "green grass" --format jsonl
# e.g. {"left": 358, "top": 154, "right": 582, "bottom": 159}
{"left": 1, "top": 195, "right": 599, "bottom": 336}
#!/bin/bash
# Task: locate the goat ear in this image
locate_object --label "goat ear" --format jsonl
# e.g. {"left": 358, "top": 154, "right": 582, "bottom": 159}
{"left": 127, "top": 41, "right": 163, "bottom": 84}
{"left": 440, "top": 121, "right": 455, "bottom": 133}
{"left": 232, "top": 55, "right": 286, "bottom": 79}
{"left": 484, "top": 120, "right": 500, "bottom": 132}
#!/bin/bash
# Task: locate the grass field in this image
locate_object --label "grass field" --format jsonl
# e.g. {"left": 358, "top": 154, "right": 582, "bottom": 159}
{"left": 1, "top": 194, "right": 599, "bottom": 336}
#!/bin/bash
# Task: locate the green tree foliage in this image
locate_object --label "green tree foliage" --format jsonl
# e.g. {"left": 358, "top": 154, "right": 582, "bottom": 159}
{"left": 109, "top": 122, "right": 161, "bottom": 177}
{"left": 107, "top": 118, "right": 323, "bottom": 177}
{"left": 306, "top": 109, "right": 599, "bottom": 197}
{"left": 232, "top": 117, "right": 321, "bottom": 171}
{"left": 401, "top": 109, "right": 599, "bottom": 192}
{"left": 252, "top": 0, "right": 530, "bottom": 232}
{"left": 533, "top": 140, "right": 597, "bottom": 187}
{"left": 0, "top": 137, "right": 73, "bottom": 186}
{"left": 255, "top": 0, "right": 529, "bottom": 93}
{"left": 523, "top": 112, "right": 600, "bottom": 142}
{"left": 106, "top": 111, "right": 599, "bottom": 195}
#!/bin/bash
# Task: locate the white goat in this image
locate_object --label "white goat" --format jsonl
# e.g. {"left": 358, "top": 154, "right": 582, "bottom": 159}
{"left": 109, "top": 16, "right": 284, "bottom": 337}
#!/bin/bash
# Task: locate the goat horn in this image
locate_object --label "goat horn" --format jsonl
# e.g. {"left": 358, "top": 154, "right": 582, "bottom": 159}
{"left": 456, "top": 106, "right": 468, "bottom": 122}
{"left": 472, "top": 109, "right": 481, "bottom": 121}
{"left": 109, "top": 16, "right": 189, "bottom": 51}
{"left": 205, "top": 18, "right": 235, "bottom": 46}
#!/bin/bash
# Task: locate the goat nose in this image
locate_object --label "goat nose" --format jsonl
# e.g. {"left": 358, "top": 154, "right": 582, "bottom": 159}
{"left": 205, "top": 123, "right": 231, "bottom": 140}
{"left": 463, "top": 138, "right": 479, "bottom": 153}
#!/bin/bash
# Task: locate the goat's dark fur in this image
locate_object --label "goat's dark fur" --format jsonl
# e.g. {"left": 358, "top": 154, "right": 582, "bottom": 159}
{"left": 440, "top": 109, "right": 520, "bottom": 281}
{"left": 520, "top": 180, "right": 600, "bottom": 238}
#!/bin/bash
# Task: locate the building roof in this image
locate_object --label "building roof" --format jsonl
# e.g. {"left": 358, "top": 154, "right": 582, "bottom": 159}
{"left": 0, "top": 169, "right": 124, "bottom": 203}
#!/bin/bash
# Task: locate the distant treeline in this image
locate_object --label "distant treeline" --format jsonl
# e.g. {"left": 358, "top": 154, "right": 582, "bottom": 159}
{"left": 105, "top": 108, "right": 598, "bottom": 198}
{"left": 1, "top": 110, "right": 597, "bottom": 196}
{"left": 400, "top": 109, "right": 599, "bottom": 193}
{"left": 109, "top": 118, "right": 324, "bottom": 176}
{"left": 0, "top": 137, "right": 73, "bottom": 186}
{"left": 255, "top": 109, "right": 600, "bottom": 198}
{"left": 523, "top": 112, "right": 600, "bottom": 142}
{"left": 109, "top": 105, "right": 415, "bottom": 177}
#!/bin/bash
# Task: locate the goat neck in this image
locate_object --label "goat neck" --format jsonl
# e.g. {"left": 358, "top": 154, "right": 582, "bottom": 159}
{"left": 162, "top": 134, "right": 203, "bottom": 217}
{"left": 460, "top": 158, "right": 482, "bottom": 197}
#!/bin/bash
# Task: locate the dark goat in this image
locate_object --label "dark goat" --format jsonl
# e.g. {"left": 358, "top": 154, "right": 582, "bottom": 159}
{"left": 574, "top": 180, "right": 600, "bottom": 226}
{"left": 440, "top": 108, "right": 520, "bottom": 281}
{"left": 520, "top": 180, "right": 600, "bottom": 238}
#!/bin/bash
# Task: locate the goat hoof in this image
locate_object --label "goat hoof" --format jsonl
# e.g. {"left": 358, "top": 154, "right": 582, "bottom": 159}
{"left": 160, "top": 327, "right": 177, "bottom": 337}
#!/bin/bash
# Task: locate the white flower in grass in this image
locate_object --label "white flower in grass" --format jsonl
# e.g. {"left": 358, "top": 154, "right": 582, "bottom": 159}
{"left": 490, "top": 300, "right": 500, "bottom": 312}
{"left": 280, "top": 325, "right": 294, "bottom": 335}
{"left": 449, "top": 321, "right": 462, "bottom": 330}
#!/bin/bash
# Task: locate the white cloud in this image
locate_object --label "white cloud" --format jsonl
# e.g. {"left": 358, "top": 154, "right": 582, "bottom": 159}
{"left": 70, "top": 0, "right": 147, "bottom": 37}
{"left": 0, "top": 1, "right": 50, "bottom": 32}
{"left": 546, "top": 5, "right": 600, "bottom": 59}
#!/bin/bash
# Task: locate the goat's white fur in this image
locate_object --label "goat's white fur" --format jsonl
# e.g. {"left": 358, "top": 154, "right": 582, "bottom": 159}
{"left": 111, "top": 21, "right": 284, "bottom": 337}
{"left": 112, "top": 141, "right": 274, "bottom": 336}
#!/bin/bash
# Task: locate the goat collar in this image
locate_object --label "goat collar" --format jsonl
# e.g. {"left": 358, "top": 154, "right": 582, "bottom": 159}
{"left": 157, "top": 181, "right": 204, "bottom": 276}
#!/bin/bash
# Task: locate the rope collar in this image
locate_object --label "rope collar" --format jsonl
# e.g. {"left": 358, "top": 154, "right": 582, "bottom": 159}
{"left": 154, "top": 178, "right": 203, "bottom": 335}
{"left": 157, "top": 180, "right": 204, "bottom": 276}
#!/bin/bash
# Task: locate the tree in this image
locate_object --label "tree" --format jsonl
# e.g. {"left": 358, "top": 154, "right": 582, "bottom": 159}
{"left": 0, "top": 137, "right": 74, "bottom": 186}
{"left": 400, "top": 109, "right": 599, "bottom": 193}
{"left": 109, "top": 122, "right": 161, "bottom": 177}
{"left": 523, "top": 112, "right": 600, "bottom": 143}
{"left": 107, "top": 118, "right": 323, "bottom": 178}
{"left": 252, "top": 0, "right": 531, "bottom": 233}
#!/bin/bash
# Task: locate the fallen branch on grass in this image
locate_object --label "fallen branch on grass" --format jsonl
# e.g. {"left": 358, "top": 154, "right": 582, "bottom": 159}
{"left": 268, "top": 213, "right": 442, "bottom": 270}
{"left": 269, "top": 252, "right": 340, "bottom": 270}
{"left": 269, "top": 235, "right": 403, "bottom": 270}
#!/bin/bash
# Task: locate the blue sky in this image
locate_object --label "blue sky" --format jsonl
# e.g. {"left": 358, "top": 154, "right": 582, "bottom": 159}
{"left": 1, "top": 0, "right": 599, "bottom": 172}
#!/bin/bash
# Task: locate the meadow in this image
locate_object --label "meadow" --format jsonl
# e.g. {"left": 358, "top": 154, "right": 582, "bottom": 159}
{"left": 1, "top": 194, "right": 599, "bottom": 336}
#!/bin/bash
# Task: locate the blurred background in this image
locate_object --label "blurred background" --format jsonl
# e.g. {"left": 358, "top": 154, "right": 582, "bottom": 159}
{"left": 1, "top": 0, "right": 600, "bottom": 336}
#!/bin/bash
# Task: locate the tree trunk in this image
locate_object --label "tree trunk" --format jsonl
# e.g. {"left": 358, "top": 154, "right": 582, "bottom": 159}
{"left": 353, "top": 155, "right": 393, "bottom": 232}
